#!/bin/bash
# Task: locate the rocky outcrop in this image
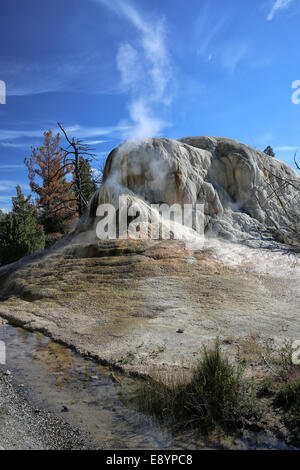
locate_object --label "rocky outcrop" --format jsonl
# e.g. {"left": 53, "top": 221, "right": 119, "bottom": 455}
{"left": 74, "top": 136, "right": 300, "bottom": 249}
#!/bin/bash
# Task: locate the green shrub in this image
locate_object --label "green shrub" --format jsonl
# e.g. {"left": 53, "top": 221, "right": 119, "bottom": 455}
{"left": 274, "top": 377, "right": 300, "bottom": 409}
{"left": 0, "top": 186, "right": 45, "bottom": 266}
{"left": 135, "top": 340, "right": 251, "bottom": 431}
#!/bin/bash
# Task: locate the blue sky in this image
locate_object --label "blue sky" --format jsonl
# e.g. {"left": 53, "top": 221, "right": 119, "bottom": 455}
{"left": 0, "top": 0, "right": 300, "bottom": 212}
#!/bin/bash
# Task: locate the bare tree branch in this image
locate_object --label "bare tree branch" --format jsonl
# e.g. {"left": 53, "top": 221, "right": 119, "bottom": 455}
{"left": 57, "top": 122, "right": 98, "bottom": 217}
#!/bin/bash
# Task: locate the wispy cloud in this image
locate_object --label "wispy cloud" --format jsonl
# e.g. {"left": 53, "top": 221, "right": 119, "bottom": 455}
{"left": 274, "top": 145, "right": 299, "bottom": 152}
{"left": 0, "top": 125, "right": 129, "bottom": 144}
{"left": 195, "top": 3, "right": 274, "bottom": 72}
{"left": 0, "top": 181, "right": 30, "bottom": 192}
{"left": 94, "top": 0, "right": 175, "bottom": 139}
{"left": 198, "top": 18, "right": 227, "bottom": 57}
{"left": 0, "top": 142, "right": 37, "bottom": 149}
{"left": 267, "top": 0, "right": 293, "bottom": 21}
{"left": 0, "top": 165, "right": 24, "bottom": 169}
{"left": 1, "top": 53, "right": 116, "bottom": 97}
{"left": 60, "top": 125, "right": 129, "bottom": 139}
{"left": 1, "top": 60, "right": 77, "bottom": 97}
{"left": 195, "top": 5, "right": 228, "bottom": 58}
{"left": 86, "top": 140, "right": 109, "bottom": 145}
{"left": 220, "top": 43, "right": 248, "bottom": 73}
{"left": 257, "top": 132, "right": 276, "bottom": 144}
{"left": 0, "top": 129, "right": 44, "bottom": 141}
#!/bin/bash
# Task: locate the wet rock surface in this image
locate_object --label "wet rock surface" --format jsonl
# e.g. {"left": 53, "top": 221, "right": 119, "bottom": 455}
{"left": 0, "top": 239, "right": 298, "bottom": 378}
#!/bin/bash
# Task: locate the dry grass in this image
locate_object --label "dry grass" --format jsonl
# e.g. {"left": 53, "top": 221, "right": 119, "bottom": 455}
{"left": 134, "top": 340, "right": 256, "bottom": 432}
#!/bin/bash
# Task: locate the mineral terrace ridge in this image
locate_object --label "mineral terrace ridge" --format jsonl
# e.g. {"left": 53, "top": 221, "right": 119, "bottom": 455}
{"left": 0, "top": 136, "right": 299, "bottom": 377}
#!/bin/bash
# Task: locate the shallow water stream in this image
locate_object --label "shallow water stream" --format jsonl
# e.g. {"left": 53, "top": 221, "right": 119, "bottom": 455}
{"left": 0, "top": 323, "right": 295, "bottom": 450}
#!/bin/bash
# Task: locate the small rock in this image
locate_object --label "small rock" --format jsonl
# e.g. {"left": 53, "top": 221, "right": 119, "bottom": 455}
{"left": 61, "top": 405, "right": 69, "bottom": 412}
{"left": 4, "top": 370, "right": 11, "bottom": 376}
{"left": 223, "top": 339, "right": 232, "bottom": 345}
{"left": 176, "top": 328, "right": 184, "bottom": 334}
{"left": 90, "top": 375, "right": 98, "bottom": 380}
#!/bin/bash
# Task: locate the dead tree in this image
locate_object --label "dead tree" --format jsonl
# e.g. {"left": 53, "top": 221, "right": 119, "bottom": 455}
{"left": 261, "top": 153, "right": 300, "bottom": 251}
{"left": 58, "top": 122, "right": 97, "bottom": 217}
{"left": 295, "top": 152, "right": 300, "bottom": 172}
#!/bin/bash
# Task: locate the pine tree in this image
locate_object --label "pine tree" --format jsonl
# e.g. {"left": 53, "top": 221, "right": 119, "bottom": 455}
{"left": 0, "top": 186, "right": 45, "bottom": 266}
{"left": 264, "top": 146, "right": 275, "bottom": 158}
{"left": 74, "top": 157, "right": 98, "bottom": 205}
{"left": 25, "top": 130, "right": 77, "bottom": 234}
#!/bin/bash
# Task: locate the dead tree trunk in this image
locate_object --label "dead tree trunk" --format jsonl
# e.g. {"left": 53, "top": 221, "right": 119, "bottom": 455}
{"left": 58, "top": 123, "right": 96, "bottom": 217}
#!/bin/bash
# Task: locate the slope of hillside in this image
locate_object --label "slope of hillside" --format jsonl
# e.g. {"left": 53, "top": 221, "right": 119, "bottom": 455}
{"left": 0, "top": 137, "right": 299, "bottom": 377}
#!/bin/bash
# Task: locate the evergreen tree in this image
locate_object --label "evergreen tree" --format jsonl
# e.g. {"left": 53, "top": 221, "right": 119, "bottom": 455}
{"left": 74, "top": 157, "right": 97, "bottom": 206}
{"left": 0, "top": 186, "right": 45, "bottom": 266}
{"left": 25, "top": 130, "right": 77, "bottom": 234}
{"left": 264, "top": 146, "right": 275, "bottom": 158}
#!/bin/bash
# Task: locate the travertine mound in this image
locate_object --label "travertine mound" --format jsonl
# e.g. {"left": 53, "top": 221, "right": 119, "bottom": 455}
{"left": 76, "top": 136, "right": 299, "bottom": 248}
